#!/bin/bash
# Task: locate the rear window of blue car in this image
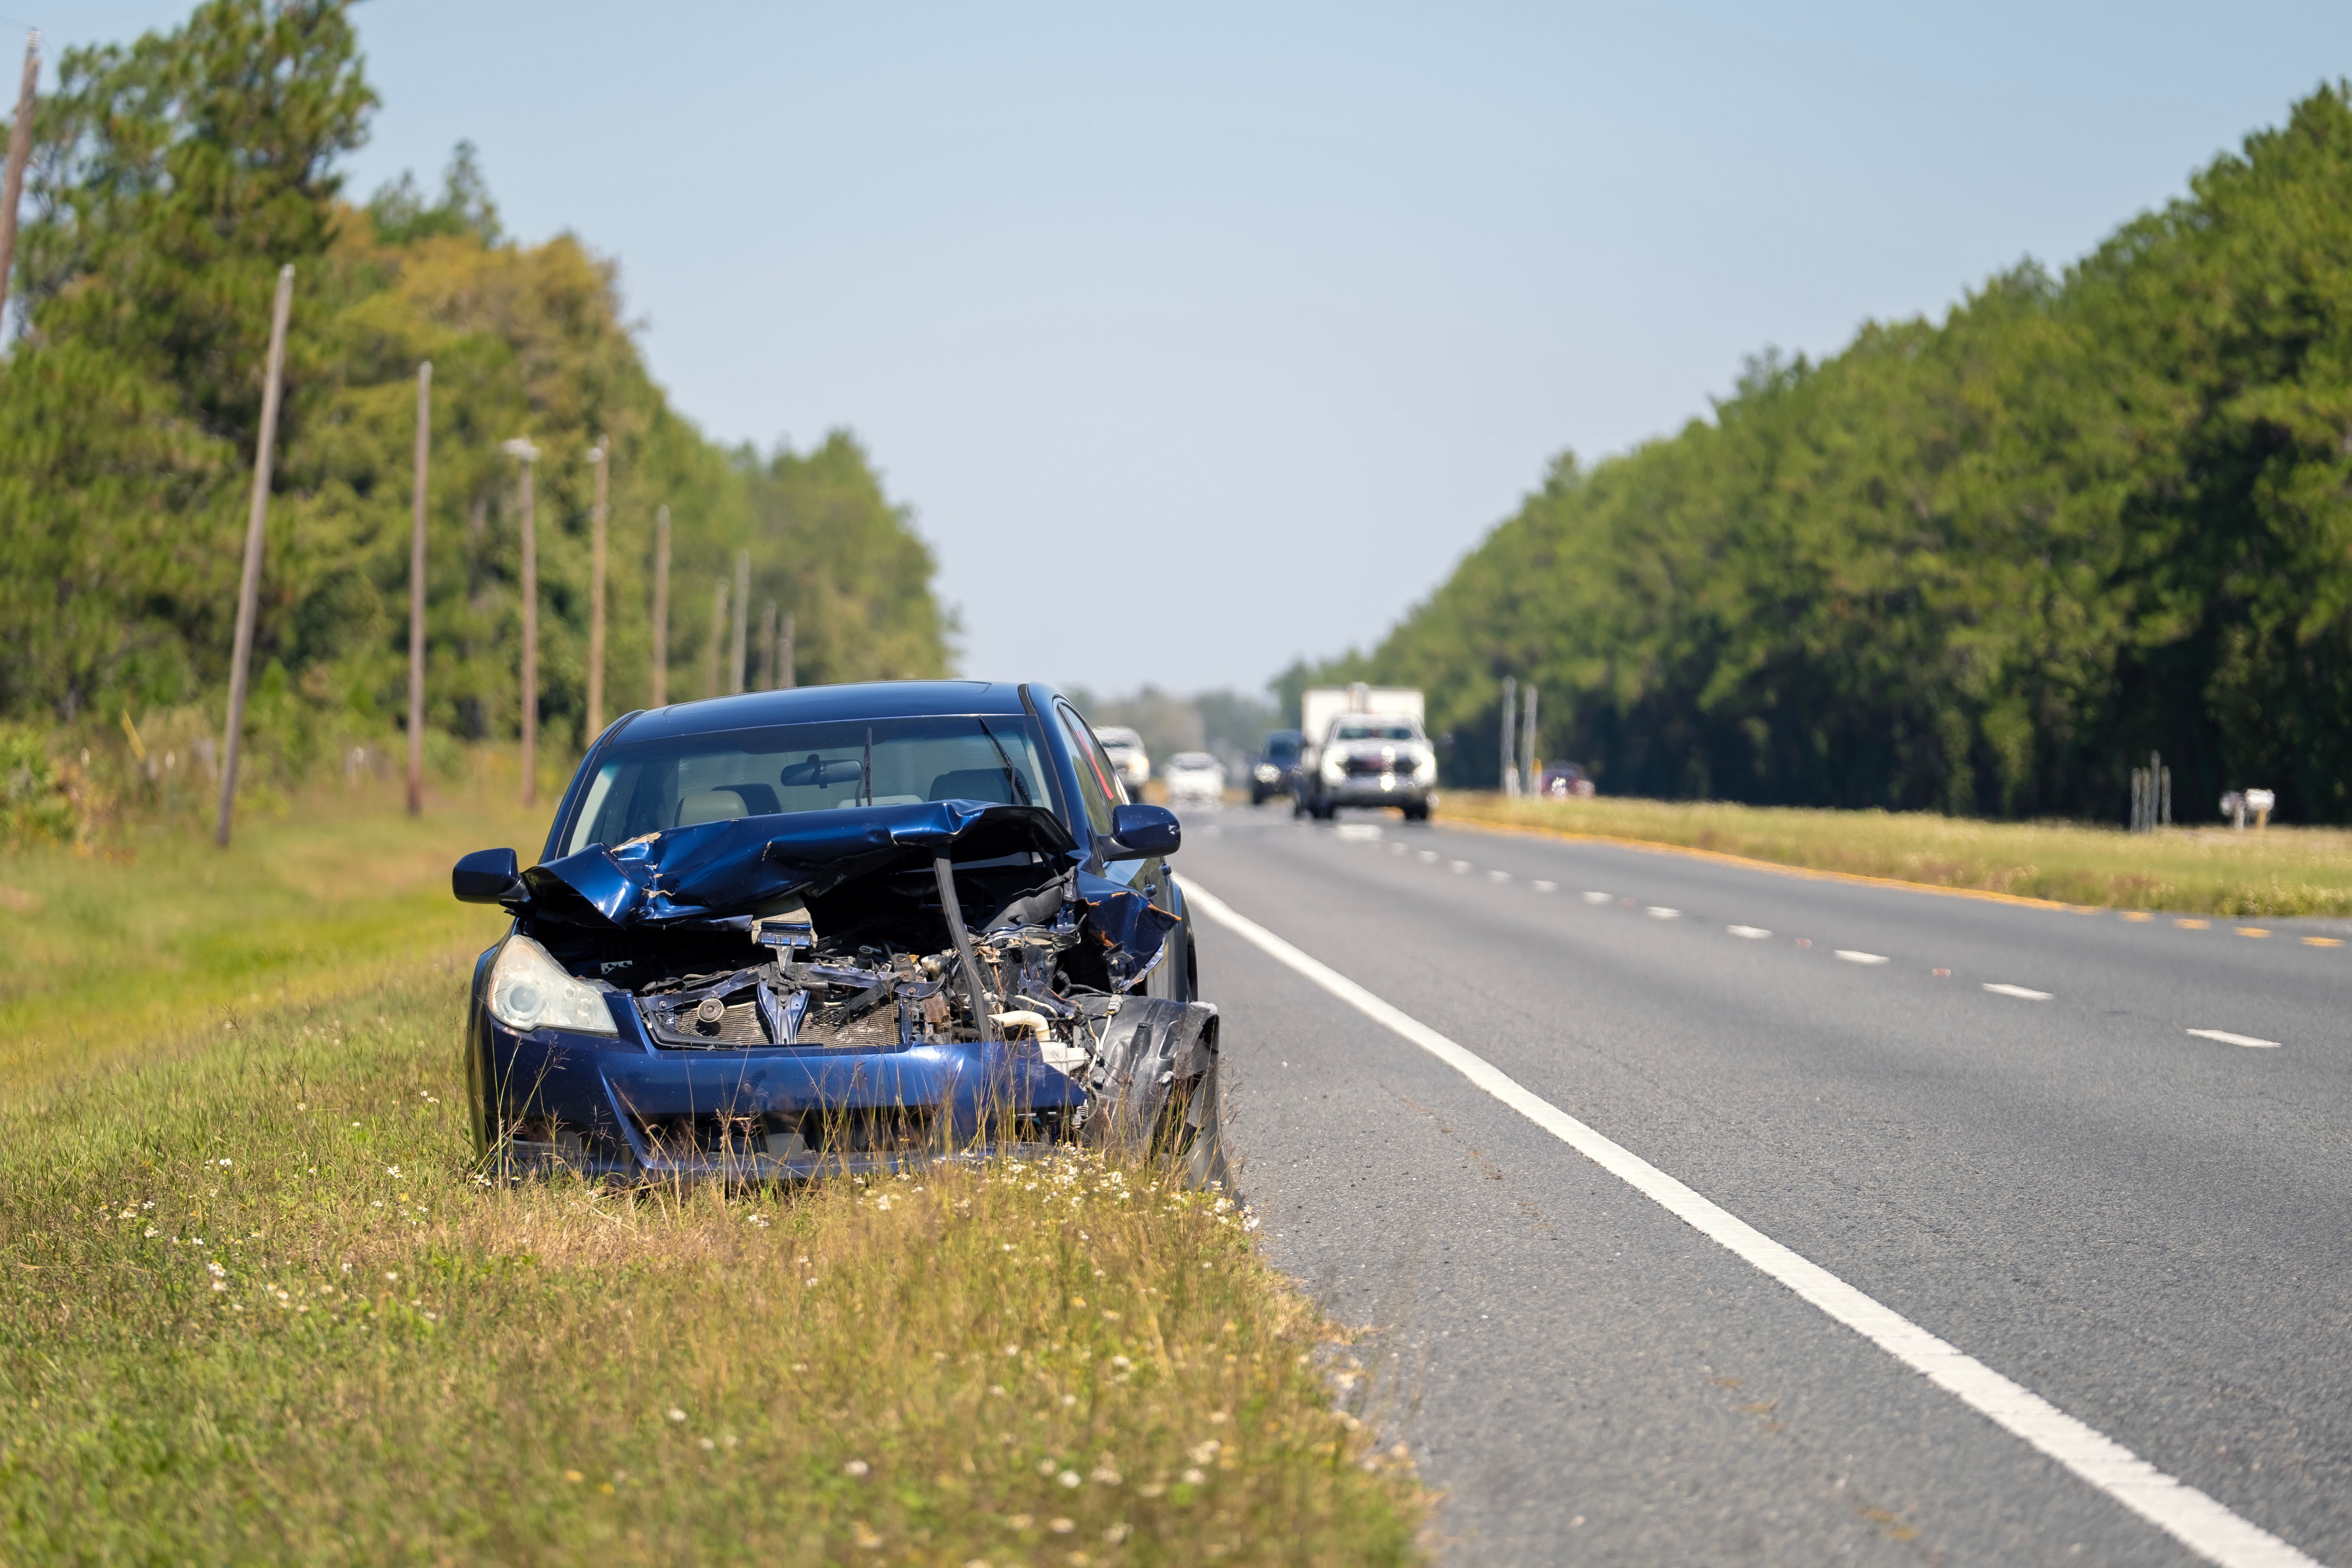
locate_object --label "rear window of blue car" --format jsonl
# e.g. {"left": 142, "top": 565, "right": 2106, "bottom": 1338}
{"left": 563, "top": 714, "right": 1056, "bottom": 856}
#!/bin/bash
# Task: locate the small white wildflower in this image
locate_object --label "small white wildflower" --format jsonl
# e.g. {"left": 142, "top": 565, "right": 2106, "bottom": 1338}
{"left": 843, "top": 1459, "right": 870, "bottom": 1477}
{"left": 206, "top": 1261, "right": 225, "bottom": 1277}
{"left": 1181, "top": 1467, "right": 1206, "bottom": 1485}
{"left": 1058, "top": 1470, "right": 1081, "bottom": 1488}
{"left": 143, "top": 1227, "right": 158, "bottom": 1238}
{"left": 699, "top": 1437, "right": 715, "bottom": 1451}
{"left": 667, "top": 1408, "right": 688, "bottom": 1423}
{"left": 384, "top": 1271, "right": 399, "bottom": 1282}
{"left": 1091, "top": 1464, "right": 1121, "bottom": 1486}
{"left": 1036, "top": 1459, "right": 1058, "bottom": 1477}
{"left": 1061, "top": 1394, "right": 1077, "bottom": 1407}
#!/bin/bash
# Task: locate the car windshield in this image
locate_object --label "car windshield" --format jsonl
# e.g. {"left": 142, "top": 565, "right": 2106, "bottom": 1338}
{"left": 1333, "top": 720, "right": 1417, "bottom": 741}
{"left": 563, "top": 714, "right": 1055, "bottom": 855}
{"left": 1263, "top": 736, "right": 1299, "bottom": 762}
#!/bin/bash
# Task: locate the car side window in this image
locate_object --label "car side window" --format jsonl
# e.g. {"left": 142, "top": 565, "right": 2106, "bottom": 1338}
{"left": 1056, "top": 702, "right": 1118, "bottom": 833}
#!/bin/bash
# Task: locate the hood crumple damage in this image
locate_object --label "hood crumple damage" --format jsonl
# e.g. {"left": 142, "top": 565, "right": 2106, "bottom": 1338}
{"left": 466, "top": 799, "right": 1216, "bottom": 1184}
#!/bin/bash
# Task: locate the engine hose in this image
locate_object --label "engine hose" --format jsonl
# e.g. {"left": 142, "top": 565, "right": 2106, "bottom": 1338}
{"left": 933, "top": 854, "right": 996, "bottom": 1041}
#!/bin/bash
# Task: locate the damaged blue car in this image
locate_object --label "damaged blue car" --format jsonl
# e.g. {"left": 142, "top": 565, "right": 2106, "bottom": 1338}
{"left": 450, "top": 680, "right": 1222, "bottom": 1184}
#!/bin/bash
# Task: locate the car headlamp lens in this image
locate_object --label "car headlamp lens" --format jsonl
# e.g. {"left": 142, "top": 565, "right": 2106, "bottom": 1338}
{"left": 488, "top": 935, "right": 617, "bottom": 1035}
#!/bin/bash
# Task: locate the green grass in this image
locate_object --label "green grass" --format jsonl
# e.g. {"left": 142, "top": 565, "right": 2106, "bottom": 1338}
{"left": 0, "top": 775, "right": 539, "bottom": 1096}
{"left": 0, "top": 786, "right": 1426, "bottom": 1565}
{"left": 1441, "top": 791, "right": 2352, "bottom": 917}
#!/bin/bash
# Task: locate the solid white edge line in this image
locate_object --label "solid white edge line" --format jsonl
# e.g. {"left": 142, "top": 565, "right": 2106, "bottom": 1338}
{"left": 1835, "top": 949, "right": 1891, "bottom": 964}
{"left": 1984, "top": 983, "right": 2055, "bottom": 1001}
{"left": 1181, "top": 878, "right": 2321, "bottom": 1568}
{"left": 2187, "top": 1029, "right": 2283, "bottom": 1050}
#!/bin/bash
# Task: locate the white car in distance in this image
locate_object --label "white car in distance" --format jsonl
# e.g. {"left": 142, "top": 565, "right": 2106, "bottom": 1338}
{"left": 1163, "top": 752, "right": 1227, "bottom": 807}
{"left": 1092, "top": 726, "right": 1152, "bottom": 797}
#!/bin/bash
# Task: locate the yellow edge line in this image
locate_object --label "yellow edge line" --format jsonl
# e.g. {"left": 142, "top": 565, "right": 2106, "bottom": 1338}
{"left": 1437, "top": 813, "right": 2087, "bottom": 912}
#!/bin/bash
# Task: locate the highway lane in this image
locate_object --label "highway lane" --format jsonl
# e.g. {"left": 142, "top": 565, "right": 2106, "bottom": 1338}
{"left": 1175, "top": 803, "right": 2352, "bottom": 1566}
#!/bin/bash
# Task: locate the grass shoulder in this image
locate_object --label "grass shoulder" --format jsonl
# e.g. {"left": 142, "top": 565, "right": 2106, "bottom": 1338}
{"left": 0, "top": 789, "right": 1427, "bottom": 1565}
{"left": 1439, "top": 792, "right": 2352, "bottom": 918}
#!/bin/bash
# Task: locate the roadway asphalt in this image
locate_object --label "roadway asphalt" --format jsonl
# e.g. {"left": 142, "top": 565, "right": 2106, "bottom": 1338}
{"left": 1174, "top": 802, "right": 2352, "bottom": 1567}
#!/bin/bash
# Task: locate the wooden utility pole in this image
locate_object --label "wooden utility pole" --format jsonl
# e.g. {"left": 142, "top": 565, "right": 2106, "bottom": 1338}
{"left": 503, "top": 438, "right": 542, "bottom": 807}
{"left": 405, "top": 361, "right": 431, "bottom": 816}
{"left": 586, "top": 437, "right": 609, "bottom": 735}
{"left": 1522, "top": 683, "right": 1539, "bottom": 793}
{"left": 214, "top": 265, "right": 296, "bottom": 849}
{"left": 779, "top": 612, "right": 795, "bottom": 690}
{"left": 649, "top": 504, "right": 670, "bottom": 707}
{"left": 729, "top": 549, "right": 750, "bottom": 695}
{"left": 1499, "top": 676, "right": 1517, "bottom": 798}
{"left": 0, "top": 32, "right": 38, "bottom": 329}
{"left": 759, "top": 599, "right": 777, "bottom": 690}
{"left": 705, "top": 578, "right": 727, "bottom": 699}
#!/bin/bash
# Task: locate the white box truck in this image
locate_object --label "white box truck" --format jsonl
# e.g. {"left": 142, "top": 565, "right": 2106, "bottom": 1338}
{"left": 1296, "top": 683, "right": 1434, "bottom": 821}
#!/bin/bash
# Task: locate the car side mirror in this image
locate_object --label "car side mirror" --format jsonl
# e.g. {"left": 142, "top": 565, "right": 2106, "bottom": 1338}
{"left": 453, "top": 846, "right": 527, "bottom": 905}
{"left": 1100, "top": 803, "right": 1181, "bottom": 860}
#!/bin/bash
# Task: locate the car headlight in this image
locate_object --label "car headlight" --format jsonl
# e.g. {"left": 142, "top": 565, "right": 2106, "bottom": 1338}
{"left": 1254, "top": 764, "right": 1279, "bottom": 783}
{"left": 1414, "top": 754, "right": 1437, "bottom": 782}
{"left": 1321, "top": 755, "right": 1345, "bottom": 780}
{"left": 488, "top": 934, "right": 618, "bottom": 1035}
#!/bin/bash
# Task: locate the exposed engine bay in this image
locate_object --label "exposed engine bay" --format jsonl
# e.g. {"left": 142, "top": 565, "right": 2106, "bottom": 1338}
{"left": 483, "top": 798, "right": 1221, "bottom": 1176}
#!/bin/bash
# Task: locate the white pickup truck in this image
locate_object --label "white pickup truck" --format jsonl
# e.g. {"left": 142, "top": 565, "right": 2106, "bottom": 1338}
{"left": 1295, "top": 684, "right": 1436, "bottom": 821}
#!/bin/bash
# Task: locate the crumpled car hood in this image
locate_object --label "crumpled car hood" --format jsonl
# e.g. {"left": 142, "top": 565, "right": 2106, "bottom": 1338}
{"left": 516, "top": 800, "right": 1175, "bottom": 962}
{"left": 521, "top": 800, "right": 1067, "bottom": 927}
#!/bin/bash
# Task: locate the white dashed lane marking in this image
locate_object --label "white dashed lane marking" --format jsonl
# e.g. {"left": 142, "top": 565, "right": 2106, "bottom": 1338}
{"left": 1646, "top": 907, "right": 1681, "bottom": 920}
{"left": 1532, "top": 880, "right": 1557, "bottom": 893}
{"left": 1728, "top": 926, "right": 1771, "bottom": 940}
{"left": 1582, "top": 891, "right": 1612, "bottom": 904}
{"left": 1983, "top": 983, "right": 2053, "bottom": 1001}
{"left": 1835, "top": 950, "right": 1891, "bottom": 965}
{"left": 1184, "top": 880, "right": 2323, "bottom": 1568}
{"left": 1488, "top": 870, "right": 1512, "bottom": 884}
{"left": 1417, "top": 851, "right": 1440, "bottom": 864}
{"left": 1450, "top": 860, "right": 1473, "bottom": 874}
{"left": 2188, "top": 1029, "right": 2282, "bottom": 1049}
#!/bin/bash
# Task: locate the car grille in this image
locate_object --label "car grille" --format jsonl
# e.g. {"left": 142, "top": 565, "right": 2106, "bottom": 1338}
{"left": 1343, "top": 755, "right": 1404, "bottom": 777}
{"left": 630, "top": 1105, "right": 943, "bottom": 1161}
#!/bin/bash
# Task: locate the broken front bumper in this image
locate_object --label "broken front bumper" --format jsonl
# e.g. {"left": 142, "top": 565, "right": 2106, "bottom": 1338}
{"left": 468, "top": 1011, "right": 1089, "bottom": 1181}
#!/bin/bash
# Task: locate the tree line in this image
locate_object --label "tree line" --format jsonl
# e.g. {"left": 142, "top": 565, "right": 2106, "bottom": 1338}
{"left": 0, "top": 0, "right": 951, "bottom": 778}
{"left": 1299, "top": 86, "right": 2352, "bottom": 824}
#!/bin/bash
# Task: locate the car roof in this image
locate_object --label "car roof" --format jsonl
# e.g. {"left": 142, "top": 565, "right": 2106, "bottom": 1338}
{"left": 1093, "top": 726, "right": 1143, "bottom": 746}
{"left": 609, "top": 680, "right": 1028, "bottom": 745}
{"left": 1169, "top": 752, "right": 1218, "bottom": 765}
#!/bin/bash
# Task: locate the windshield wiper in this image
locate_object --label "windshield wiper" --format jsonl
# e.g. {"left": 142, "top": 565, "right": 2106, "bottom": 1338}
{"left": 977, "top": 718, "right": 1032, "bottom": 805}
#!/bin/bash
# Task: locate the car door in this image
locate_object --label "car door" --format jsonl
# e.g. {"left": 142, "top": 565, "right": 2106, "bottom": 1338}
{"left": 1053, "top": 699, "right": 1189, "bottom": 1002}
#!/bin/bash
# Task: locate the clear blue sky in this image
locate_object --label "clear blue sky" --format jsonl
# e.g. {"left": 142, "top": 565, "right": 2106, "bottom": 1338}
{"left": 22, "top": 2, "right": 2352, "bottom": 697}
